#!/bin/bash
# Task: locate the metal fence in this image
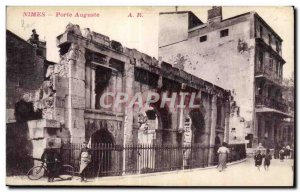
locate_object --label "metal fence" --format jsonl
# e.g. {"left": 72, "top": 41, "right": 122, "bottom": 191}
{"left": 61, "top": 143, "right": 246, "bottom": 178}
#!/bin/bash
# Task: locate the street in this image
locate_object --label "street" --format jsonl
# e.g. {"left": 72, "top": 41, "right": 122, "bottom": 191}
{"left": 6, "top": 158, "right": 294, "bottom": 187}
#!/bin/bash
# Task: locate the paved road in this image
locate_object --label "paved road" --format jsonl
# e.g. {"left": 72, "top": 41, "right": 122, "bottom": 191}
{"left": 6, "top": 158, "right": 294, "bottom": 186}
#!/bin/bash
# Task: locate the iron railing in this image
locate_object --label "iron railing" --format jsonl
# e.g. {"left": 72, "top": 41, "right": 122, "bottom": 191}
{"left": 255, "top": 67, "right": 282, "bottom": 85}
{"left": 60, "top": 143, "right": 246, "bottom": 178}
{"left": 255, "top": 95, "right": 288, "bottom": 112}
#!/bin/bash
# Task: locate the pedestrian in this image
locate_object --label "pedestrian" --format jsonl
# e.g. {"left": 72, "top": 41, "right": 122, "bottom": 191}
{"left": 279, "top": 147, "right": 285, "bottom": 162}
{"left": 217, "top": 142, "right": 230, "bottom": 172}
{"left": 263, "top": 149, "right": 272, "bottom": 171}
{"left": 291, "top": 144, "right": 294, "bottom": 159}
{"left": 41, "top": 141, "right": 62, "bottom": 182}
{"left": 274, "top": 142, "right": 280, "bottom": 159}
{"left": 285, "top": 144, "right": 291, "bottom": 159}
{"left": 254, "top": 150, "right": 263, "bottom": 171}
{"left": 79, "top": 141, "right": 92, "bottom": 182}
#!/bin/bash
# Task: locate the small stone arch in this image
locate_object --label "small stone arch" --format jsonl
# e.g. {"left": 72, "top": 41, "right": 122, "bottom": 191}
{"left": 88, "top": 128, "right": 115, "bottom": 177}
{"left": 137, "top": 106, "right": 160, "bottom": 145}
{"left": 91, "top": 128, "right": 115, "bottom": 145}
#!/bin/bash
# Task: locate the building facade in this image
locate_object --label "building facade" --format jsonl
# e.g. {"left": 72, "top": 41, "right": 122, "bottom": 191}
{"left": 158, "top": 6, "right": 291, "bottom": 149}
{"left": 7, "top": 24, "right": 240, "bottom": 175}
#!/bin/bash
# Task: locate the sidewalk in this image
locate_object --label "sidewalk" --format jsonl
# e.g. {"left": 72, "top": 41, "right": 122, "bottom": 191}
{"left": 6, "top": 158, "right": 294, "bottom": 186}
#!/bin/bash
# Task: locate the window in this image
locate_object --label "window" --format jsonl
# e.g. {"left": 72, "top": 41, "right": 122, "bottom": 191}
{"left": 259, "top": 25, "right": 263, "bottom": 37}
{"left": 268, "top": 34, "right": 272, "bottom": 45}
{"left": 199, "top": 35, "right": 207, "bottom": 42}
{"left": 220, "top": 29, "right": 229, "bottom": 37}
{"left": 279, "top": 63, "right": 282, "bottom": 78}
{"left": 269, "top": 57, "right": 273, "bottom": 69}
{"left": 258, "top": 51, "right": 264, "bottom": 70}
{"left": 277, "top": 61, "right": 280, "bottom": 76}
{"left": 273, "top": 59, "right": 277, "bottom": 72}
{"left": 276, "top": 41, "right": 280, "bottom": 53}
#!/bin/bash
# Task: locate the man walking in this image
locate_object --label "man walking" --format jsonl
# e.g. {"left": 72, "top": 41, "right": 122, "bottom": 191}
{"left": 41, "top": 141, "right": 62, "bottom": 182}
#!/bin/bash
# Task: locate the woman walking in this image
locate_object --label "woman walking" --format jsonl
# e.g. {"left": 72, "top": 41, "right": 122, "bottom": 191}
{"left": 79, "top": 141, "right": 92, "bottom": 182}
{"left": 254, "top": 150, "right": 263, "bottom": 171}
{"left": 263, "top": 149, "right": 272, "bottom": 171}
{"left": 279, "top": 147, "right": 285, "bottom": 162}
{"left": 217, "top": 142, "right": 230, "bottom": 172}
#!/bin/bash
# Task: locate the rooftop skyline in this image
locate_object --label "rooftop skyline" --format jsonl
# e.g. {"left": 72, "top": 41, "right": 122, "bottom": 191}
{"left": 6, "top": 6, "right": 294, "bottom": 78}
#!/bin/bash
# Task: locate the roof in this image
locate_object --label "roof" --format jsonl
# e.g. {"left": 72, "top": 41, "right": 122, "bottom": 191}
{"left": 159, "top": 11, "right": 204, "bottom": 27}
{"left": 6, "top": 30, "right": 34, "bottom": 48}
{"left": 160, "top": 11, "right": 195, "bottom": 15}
{"left": 188, "top": 11, "right": 283, "bottom": 42}
{"left": 254, "top": 12, "right": 283, "bottom": 42}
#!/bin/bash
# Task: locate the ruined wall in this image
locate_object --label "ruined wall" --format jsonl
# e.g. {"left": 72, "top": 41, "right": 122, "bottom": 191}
{"left": 6, "top": 31, "right": 45, "bottom": 122}
{"left": 6, "top": 31, "right": 68, "bottom": 175}
{"left": 159, "top": 18, "right": 256, "bottom": 129}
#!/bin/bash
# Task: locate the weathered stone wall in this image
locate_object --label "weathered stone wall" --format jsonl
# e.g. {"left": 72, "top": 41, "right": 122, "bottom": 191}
{"left": 6, "top": 31, "right": 45, "bottom": 122}
{"left": 54, "top": 42, "right": 86, "bottom": 143}
{"left": 6, "top": 122, "right": 33, "bottom": 176}
{"left": 6, "top": 31, "right": 67, "bottom": 176}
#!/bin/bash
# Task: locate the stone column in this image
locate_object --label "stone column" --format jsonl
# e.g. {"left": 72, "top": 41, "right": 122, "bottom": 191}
{"left": 253, "top": 112, "right": 259, "bottom": 147}
{"left": 201, "top": 92, "right": 211, "bottom": 167}
{"left": 208, "top": 95, "right": 217, "bottom": 165}
{"left": 85, "top": 63, "right": 91, "bottom": 108}
{"left": 66, "top": 43, "right": 86, "bottom": 143}
{"left": 270, "top": 116, "right": 275, "bottom": 146}
{"left": 224, "top": 100, "right": 230, "bottom": 143}
{"left": 122, "top": 62, "right": 135, "bottom": 174}
{"left": 260, "top": 116, "right": 266, "bottom": 142}
{"left": 90, "top": 64, "right": 96, "bottom": 109}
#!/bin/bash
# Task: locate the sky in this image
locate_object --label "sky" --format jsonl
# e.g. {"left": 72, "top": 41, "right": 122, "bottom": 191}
{"left": 6, "top": 6, "right": 294, "bottom": 79}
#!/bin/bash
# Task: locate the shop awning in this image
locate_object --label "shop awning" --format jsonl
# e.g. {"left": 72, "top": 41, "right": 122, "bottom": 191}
{"left": 256, "top": 107, "right": 293, "bottom": 118}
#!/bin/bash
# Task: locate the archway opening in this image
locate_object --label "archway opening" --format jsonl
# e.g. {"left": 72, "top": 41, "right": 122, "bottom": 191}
{"left": 189, "top": 109, "right": 206, "bottom": 167}
{"left": 91, "top": 129, "right": 114, "bottom": 145}
{"left": 214, "top": 136, "right": 222, "bottom": 165}
{"left": 90, "top": 129, "right": 114, "bottom": 177}
{"left": 189, "top": 110, "right": 205, "bottom": 144}
{"left": 138, "top": 108, "right": 159, "bottom": 145}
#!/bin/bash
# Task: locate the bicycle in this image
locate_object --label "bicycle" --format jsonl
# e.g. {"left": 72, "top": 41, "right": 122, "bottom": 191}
{"left": 27, "top": 158, "right": 74, "bottom": 181}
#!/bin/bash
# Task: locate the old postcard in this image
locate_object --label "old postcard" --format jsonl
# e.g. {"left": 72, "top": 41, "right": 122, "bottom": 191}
{"left": 6, "top": 6, "right": 295, "bottom": 187}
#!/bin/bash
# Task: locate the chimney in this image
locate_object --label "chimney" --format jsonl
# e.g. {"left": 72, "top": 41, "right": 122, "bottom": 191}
{"left": 207, "top": 6, "right": 222, "bottom": 24}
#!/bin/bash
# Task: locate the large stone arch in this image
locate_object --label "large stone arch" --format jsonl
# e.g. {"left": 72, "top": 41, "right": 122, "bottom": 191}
{"left": 189, "top": 109, "right": 206, "bottom": 145}
{"left": 133, "top": 90, "right": 172, "bottom": 146}
{"left": 137, "top": 106, "right": 159, "bottom": 144}
{"left": 190, "top": 109, "right": 207, "bottom": 167}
